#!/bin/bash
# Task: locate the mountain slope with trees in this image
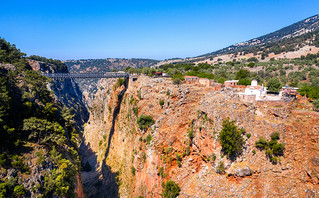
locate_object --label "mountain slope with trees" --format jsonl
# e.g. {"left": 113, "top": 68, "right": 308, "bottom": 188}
{"left": 0, "top": 37, "right": 83, "bottom": 197}
{"left": 201, "top": 14, "right": 319, "bottom": 57}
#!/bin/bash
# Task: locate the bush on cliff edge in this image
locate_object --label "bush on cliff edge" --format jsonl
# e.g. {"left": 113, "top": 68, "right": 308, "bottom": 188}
{"left": 219, "top": 118, "right": 245, "bottom": 158}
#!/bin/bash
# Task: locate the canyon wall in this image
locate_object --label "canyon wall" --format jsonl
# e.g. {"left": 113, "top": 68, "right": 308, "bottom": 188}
{"left": 29, "top": 60, "right": 89, "bottom": 125}
{"left": 80, "top": 76, "right": 319, "bottom": 197}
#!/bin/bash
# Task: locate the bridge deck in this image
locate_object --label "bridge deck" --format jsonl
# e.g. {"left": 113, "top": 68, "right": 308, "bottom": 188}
{"left": 42, "top": 72, "right": 130, "bottom": 79}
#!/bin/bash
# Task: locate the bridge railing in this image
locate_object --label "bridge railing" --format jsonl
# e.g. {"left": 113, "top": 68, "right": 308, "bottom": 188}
{"left": 42, "top": 72, "right": 130, "bottom": 79}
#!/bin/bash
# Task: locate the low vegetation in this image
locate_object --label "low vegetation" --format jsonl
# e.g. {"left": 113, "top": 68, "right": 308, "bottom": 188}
{"left": 216, "top": 161, "right": 225, "bottom": 174}
{"left": 255, "top": 132, "right": 285, "bottom": 164}
{"left": 162, "top": 180, "right": 181, "bottom": 198}
{"left": 219, "top": 118, "right": 245, "bottom": 158}
{"left": 145, "top": 134, "right": 152, "bottom": 145}
{"left": 137, "top": 115, "right": 155, "bottom": 131}
{"left": 158, "top": 167, "right": 165, "bottom": 178}
{"left": 159, "top": 100, "right": 164, "bottom": 107}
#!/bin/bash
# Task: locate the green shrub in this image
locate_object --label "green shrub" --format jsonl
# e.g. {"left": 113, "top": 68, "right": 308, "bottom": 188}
{"left": 158, "top": 167, "right": 165, "bottom": 178}
{"left": 267, "top": 78, "right": 282, "bottom": 93}
{"left": 247, "top": 57, "right": 258, "bottom": 62}
{"left": 265, "top": 149, "right": 273, "bottom": 157}
{"left": 162, "top": 180, "right": 181, "bottom": 198}
{"left": 271, "top": 156, "right": 278, "bottom": 164}
{"left": 137, "top": 115, "right": 155, "bottom": 131}
{"left": 298, "top": 86, "right": 319, "bottom": 100}
{"left": 256, "top": 133, "right": 285, "bottom": 160}
{"left": 13, "top": 185, "right": 26, "bottom": 197}
{"left": 313, "top": 100, "right": 319, "bottom": 110}
{"left": 0, "top": 154, "right": 7, "bottom": 167}
{"left": 129, "top": 96, "right": 135, "bottom": 105}
{"left": 0, "top": 183, "right": 7, "bottom": 197}
{"left": 187, "top": 129, "right": 194, "bottom": 140}
{"left": 166, "top": 146, "right": 173, "bottom": 154}
{"left": 143, "top": 152, "right": 146, "bottom": 163}
{"left": 216, "top": 161, "right": 225, "bottom": 174}
{"left": 108, "top": 105, "right": 112, "bottom": 114}
{"left": 36, "top": 152, "right": 45, "bottom": 166}
{"left": 268, "top": 139, "right": 278, "bottom": 148}
{"left": 116, "top": 78, "right": 126, "bottom": 87}
{"left": 186, "top": 146, "right": 190, "bottom": 155}
{"left": 271, "top": 132, "right": 280, "bottom": 140}
{"left": 159, "top": 100, "right": 164, "bottom": 107}
{"left": 166, "top": 90, "right": 170, "bottom": 96}
{"left": 137, "top": 90, "right": 142, "bottom": 99}
{"left": 133, "top": 107, "right": 139, "bottom": 117}
{"left": 175, "top": 153, "right": 182, "bottom": 167}
{"left": 247, "top": 133, "right": 251, "bottom": 139}
{"left": 173, "top": 78, "right": 181, "bottom": 85}
{"left": 219, "top": 118, "right": 245, "bottom": 157}
{"left": 252, "top": 149, "right": 256, "bottom": 154}
{"left": 255, "top": 137, "right": 268, "bottom": 149}
{"left": 146, "top": 134, "right": 152, "bottom": 145}
{"left": 272, "top": 143, "right": 284, "bottom": 155}
{"left": 238, "top": 78, "right": 251, "bottom": 85}
{"left": 247, "top": 62, "right": 255, "bottom": 67}
{"left": 131, "top": 166, "right": 136, "bottom": 176}
{"left": 11, "top": 155, "right": 23, "bottom": 169}
{"left": 211, "top": 153, "right": 216, "bottom": 161}
{"left": 235, "top": 69, "right": 250, "bottom": 80}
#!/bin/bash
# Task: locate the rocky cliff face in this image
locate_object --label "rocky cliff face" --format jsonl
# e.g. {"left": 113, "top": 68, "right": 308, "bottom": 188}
{"left": 28, "top": 60, "right": 89, "bottom": 125}
{"left": 81, "top": 76, "right": 319, "bottom": 197}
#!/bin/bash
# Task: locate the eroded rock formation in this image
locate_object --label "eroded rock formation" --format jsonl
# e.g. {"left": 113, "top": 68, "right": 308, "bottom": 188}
{"left": 81, "top": 76, "right": 319, "bottom": 197}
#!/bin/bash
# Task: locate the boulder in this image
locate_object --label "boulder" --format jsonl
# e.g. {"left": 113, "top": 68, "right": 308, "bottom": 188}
{"left": 235, "top": 166, "right": 251, "bottom": 177}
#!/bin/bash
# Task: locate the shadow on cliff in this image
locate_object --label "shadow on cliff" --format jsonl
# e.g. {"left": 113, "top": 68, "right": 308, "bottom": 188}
{"left": 104, "top": 78, "right": 128, "bottom": 158}
{"left": 53, "top": 78, "right": 89, "bottom": 127}
{"left": 79, "top": 138, "right": 120, "bottom": 198}
{"left": 79, "top": 78, "right": 129, "bottom": 198}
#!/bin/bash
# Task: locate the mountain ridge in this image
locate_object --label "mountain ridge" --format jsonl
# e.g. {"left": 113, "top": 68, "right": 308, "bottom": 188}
{"left": 200, "top": 14, "right": 319, "bottom": 57}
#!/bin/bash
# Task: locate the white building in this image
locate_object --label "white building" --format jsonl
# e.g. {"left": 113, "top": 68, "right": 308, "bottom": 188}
{"left": 239, "top": 80, "right": 269, "bottom": 101}
{"left": 244, "top": 80, "right": 267, "bottom": 97}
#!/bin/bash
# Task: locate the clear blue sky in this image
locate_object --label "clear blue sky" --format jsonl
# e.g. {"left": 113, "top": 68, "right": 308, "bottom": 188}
{"left": 0, "top": 0, "right": 318, "bottom": 60}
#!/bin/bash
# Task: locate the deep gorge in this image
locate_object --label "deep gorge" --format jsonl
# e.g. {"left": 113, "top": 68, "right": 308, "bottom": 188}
{"left": 72, "top": 75, "right": 319, "bottom": 197}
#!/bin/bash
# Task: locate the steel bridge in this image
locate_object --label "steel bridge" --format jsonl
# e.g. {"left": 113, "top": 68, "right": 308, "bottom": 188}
{"left": 42, "top": 72, "right": 130, "bottom": 79}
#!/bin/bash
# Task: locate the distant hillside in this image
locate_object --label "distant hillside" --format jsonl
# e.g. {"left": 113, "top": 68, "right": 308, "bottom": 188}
{"left": 65, "top": 58, "right": 159, "bottom": 73}
{"left": 201, "top": 14, "right": 319, "bottom": 57}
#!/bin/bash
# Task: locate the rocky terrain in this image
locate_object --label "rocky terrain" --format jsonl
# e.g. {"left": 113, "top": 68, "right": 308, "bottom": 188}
{"left": 28, "top": 59, "right": 89, "bottom": 125}
{"left": 80, "top": 76, "right": 319, "bottom": 197}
